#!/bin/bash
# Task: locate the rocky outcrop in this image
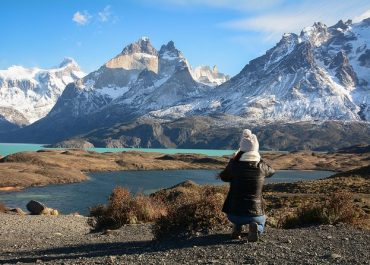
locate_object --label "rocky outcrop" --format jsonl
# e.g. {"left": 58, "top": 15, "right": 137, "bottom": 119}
{"left": 105, "top": 37, "right": 158, "bottom": 72}
{"left": 47, "top": 139, "right": 94, "bottom": 149}
{"left": 81, "top": 115, "right": 370, "bottom": 151}
{"left": 26, "top": 200, "right": 46, "bottom": 215}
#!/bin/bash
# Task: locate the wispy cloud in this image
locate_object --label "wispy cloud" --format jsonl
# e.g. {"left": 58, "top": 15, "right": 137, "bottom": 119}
{"left": 139, "top": 0, "right": 281, "bottom": 11}
{"left": 98, "top": 5, "right": 112, "bottom": 22}
{"left": 72, "top": 11, "right": 92, "bottom": 25}
{"left": 73, "top": 6, "right": 119, "bottom": 27}
{"left": 353, "top": 9, "right": 370, "bottom": 22}
{"left": 221, "top": 0, "right": 370, "bottom": 42}
{"left": 222, "top": 14, "right": 314, "bottom": 41}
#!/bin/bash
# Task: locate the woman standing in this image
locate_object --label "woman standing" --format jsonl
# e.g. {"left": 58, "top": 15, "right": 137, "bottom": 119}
{"left": 220, "top": 129, "right": 275, "bottom": 242}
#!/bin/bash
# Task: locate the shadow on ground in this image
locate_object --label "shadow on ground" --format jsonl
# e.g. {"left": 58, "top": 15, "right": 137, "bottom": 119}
{"left": 0, "top": 233, "right": 244, "bottom": 264}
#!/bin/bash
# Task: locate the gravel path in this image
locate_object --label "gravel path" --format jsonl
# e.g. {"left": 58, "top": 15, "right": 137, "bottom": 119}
{"left": 0, "top": 214, "right": 369, "bottom": 264}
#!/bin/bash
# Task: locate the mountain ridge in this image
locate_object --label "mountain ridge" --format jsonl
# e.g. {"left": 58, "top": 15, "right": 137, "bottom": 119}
{"left": 1, "top": 17, "right": 369, "bottom": 149}
{"left": 0, "top": 58, "right": 85, "bottom": 128}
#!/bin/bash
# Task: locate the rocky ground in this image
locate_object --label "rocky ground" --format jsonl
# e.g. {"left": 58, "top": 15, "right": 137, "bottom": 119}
{"left": 0, "top": 214, "right": 369, "bottom": 265}
{"left": 1, "top": 151, "right": 369, "bottom": 264}
{"left": 1, "top": 149, "right": 369, "bottom": 190}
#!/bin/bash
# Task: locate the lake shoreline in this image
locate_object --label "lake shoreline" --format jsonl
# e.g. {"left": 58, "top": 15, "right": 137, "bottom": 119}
{"left": 0, "top": 164, "right": 369, "bottom": 264}
{"left": 0, "top": 149, "right": 369, "bottom": 191}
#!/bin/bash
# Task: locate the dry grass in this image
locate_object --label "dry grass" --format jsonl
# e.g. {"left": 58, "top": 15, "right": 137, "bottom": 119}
{"left": 279, "top": 190, "right": 366, "bottom": 228}
{"left": 0, "top": 150, "right": 228, "bottom": 189}
{"left": 88, "top": 187, "right": 167, "bottom": 232}
{"left": 0, "top": 202, "right": 7, "bottom": 213}
{"left": 152, "top": 184, "right": 228, "bottom": 240}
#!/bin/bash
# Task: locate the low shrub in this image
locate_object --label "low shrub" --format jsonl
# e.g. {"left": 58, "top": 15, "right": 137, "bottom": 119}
{"left": 152, "top": 185, "right": 228, "bottom": 240}
{"left": 323, "top": 190, "right": 358, "bottom": 224}
{"left": 88, "top": 186, "right": 167, "bottom": 231}
{"left": 279, "top": 190, "right": 363, "bottom": 228}
{"left": 278, "top": 205, "right": 327, "bottom": 228}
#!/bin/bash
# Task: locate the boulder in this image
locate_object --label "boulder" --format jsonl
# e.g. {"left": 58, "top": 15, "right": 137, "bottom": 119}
{"left": 26, "top": 200, "right": 46, "bottom": 215}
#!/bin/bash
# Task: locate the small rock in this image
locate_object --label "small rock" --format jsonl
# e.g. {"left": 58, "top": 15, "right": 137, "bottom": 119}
{"left": 54, "top": 233, "right": 63, "bottom": 236}
{"left": 330, "top": 253, "right": 342, "bottom": 259}
{"left": 103, "top": 229, "right": 117, "bottom": 236}
{"left": 327, "top": 236, "right": 333, "bottom": 239}
{"left": 26, "top": 200, "right": 46, "bottom": 215}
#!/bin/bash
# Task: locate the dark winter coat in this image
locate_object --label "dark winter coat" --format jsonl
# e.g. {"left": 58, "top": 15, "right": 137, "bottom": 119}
{"left": 220, "top": 153, "right": 275, "bottom": 216}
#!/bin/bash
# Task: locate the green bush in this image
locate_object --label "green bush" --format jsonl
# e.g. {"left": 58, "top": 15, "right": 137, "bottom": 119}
{"left": 88, "top": 186, "right": 167, "bottom": 231}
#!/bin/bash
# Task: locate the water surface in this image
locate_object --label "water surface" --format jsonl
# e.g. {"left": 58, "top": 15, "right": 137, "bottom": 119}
{"left": 0, "top": 143, "right": 235, "bottom": 157}
{"left": 0, "top": 169, "right": 333, "bottom": 215}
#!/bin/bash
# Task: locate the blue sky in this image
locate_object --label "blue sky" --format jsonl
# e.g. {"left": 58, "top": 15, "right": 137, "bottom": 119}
{"left": 1, "top": 0, "right": 370, "bottom": 76}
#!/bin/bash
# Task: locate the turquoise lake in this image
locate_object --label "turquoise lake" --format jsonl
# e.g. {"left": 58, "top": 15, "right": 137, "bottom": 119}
{"left": 0, "top": 143, "right": 235, "bottom": 157}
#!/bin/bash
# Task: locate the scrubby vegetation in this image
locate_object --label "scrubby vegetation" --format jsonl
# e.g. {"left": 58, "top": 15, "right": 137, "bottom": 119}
{"left": 88, "top": 182, "right": 230, "bottom": 237}
{"left": 88, "top": 169, "right": 370, "bottom": 236}
{"left": 0, "top": 202, "right": 6, "bottom": 213}
{"left": 279, "top": 191, "right": 366, "bottom": 228}
{"left": 88, "top": 186, "right": 167, "bottom": 231}
{"left": 152, "top": 184, "right": 228, "bottom": 240}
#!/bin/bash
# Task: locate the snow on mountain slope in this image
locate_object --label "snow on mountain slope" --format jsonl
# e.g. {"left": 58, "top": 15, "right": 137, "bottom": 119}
{"left": 191, "top": 65, "right": 230, "bottom": 86}
{"left": 5, "top": 17, "right": 370, "bottom": 144}
{"left": 48, "top": 38, "right": 226, "bottom": 119}
{"left": 150, "top": 18, "right": 370, "bottom": 123}
{"left": 0, "top": 58, "right": 85, "bottom": 125}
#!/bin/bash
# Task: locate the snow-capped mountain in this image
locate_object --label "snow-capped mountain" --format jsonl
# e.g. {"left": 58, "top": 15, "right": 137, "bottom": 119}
{"left": 0, "top": 58, "right": 85, "bottom": 126}
{"left": 47, "top": 38, "right": 225, "bottom": 120}
{"left": 191, "top": 65, "right": 230, "bottom": 86}
{"left": 150, "top": 18, "right": 370, "bottom": 122}
{"left": 1, "top": 17, "right": 369, "bottom": 145}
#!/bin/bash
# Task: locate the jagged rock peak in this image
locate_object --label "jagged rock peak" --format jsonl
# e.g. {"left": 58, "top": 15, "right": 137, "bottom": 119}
{"left": 59, "top": 57, "right": 79, "bottom": 68}
{"left": 105, "top": 37, "right": 159, "bottom": 71}
{"left": 158, "top": 40, "right": 189, "bottom": 76}
{"left": 160, "top": 40, "right": 175, "bottom": 52}
{"left": 300, "top": 22, "right": 330, "bottom": 46}
{"left": 300, "top": 22, "right": 328, "bottom": 36}
{"left": 121, "top": 36, "right": 158, "bottom": 56}
{"left": 330, "top": 20, "right": 351, "bottom": 31}
{"left": 278, "top": 33, "right": 299, "bottom": 47}
{"left": 159, "top": 40, "right": 183, "bottom": 58}
{"left": 281, "top": 32, "right": 298, "bottom": 40}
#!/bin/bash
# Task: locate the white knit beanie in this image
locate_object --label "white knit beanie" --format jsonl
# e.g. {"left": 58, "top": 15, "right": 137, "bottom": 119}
{"left": 239, "top": 129, "right": 260, "bottom": 162}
